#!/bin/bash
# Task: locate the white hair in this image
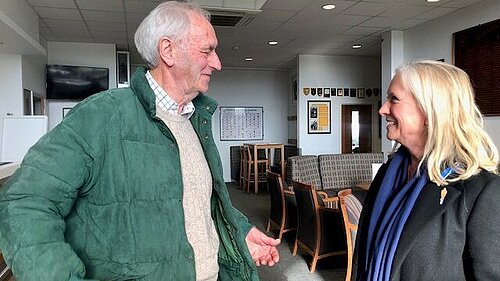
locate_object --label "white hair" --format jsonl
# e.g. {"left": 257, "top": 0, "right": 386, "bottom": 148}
{"left": 134, "top": 1, "right": 211, "bottom": 68}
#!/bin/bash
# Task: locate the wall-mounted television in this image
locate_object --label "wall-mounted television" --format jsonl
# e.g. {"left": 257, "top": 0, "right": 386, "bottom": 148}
{"left": 46, "top": 65, "right": 109, "bottom": 100}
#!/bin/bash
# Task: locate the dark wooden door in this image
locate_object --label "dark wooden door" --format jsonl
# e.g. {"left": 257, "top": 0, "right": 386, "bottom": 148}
{"left": 341, "top": 105, "right": 372, "bottom": 153}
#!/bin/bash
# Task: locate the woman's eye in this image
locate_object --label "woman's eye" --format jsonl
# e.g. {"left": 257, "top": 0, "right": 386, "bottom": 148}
{"left": 389, "top": 96, "right": 399, "bottom": 102}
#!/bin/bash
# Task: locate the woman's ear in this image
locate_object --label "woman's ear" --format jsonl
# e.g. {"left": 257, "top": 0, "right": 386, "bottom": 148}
{"left": 158, "top": 36, "right": 175, "bottom": 67}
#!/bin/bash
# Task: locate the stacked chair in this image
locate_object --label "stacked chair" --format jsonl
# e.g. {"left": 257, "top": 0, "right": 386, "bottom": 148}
{"left": 292, "top": 181, "right": 346, "bottom": 273}
{"left": 266, "top": 171, "right": 297, "bottom": 240}
{"left": 241, "top": 145, "right": 268, "bottom": 193}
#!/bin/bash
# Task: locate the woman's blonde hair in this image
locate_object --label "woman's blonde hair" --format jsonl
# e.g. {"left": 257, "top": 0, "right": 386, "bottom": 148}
{"left": 396, "top": 60, "right": 498, "bottom": 186}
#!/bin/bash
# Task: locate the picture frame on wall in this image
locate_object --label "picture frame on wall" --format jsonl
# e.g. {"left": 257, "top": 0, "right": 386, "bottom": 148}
{"left": 337, "top": 88, "right": 343, "bottom": 96}
{"left": 331, "top": 88, "right": 336, "bottom": 96}
{"left": 350, "top": 88, "right": 356, "bottom": 97}
{"left": 62, "top": 107, "right": 72, "bottom": 118}
{"left": 308, "top": 100, "right": 331, "bottom": 134}
{"left": 323, "top": 88, "right": 330, "bottom": 97}
{"left": 357, "top": 88, "right": 365, "bottom": 98}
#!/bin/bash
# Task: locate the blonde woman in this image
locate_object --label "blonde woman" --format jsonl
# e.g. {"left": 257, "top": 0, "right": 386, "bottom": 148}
{"left": 353, "top": 60, "right": 499, "bottom": 281}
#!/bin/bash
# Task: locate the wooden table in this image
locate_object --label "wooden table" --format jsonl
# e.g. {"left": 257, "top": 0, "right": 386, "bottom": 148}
{"left": 244, "top": 143, "right": 285, "bottom": 194}
{"left": 355, "top": 182, "right": 371, "bottom": 191}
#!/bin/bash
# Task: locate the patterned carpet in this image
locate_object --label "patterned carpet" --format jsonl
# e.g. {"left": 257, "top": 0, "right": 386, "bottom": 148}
{"left": 226, "top": 182, "right": 346, "bottom": 281}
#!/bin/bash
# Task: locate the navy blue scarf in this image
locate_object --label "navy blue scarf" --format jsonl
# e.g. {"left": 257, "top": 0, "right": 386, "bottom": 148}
{"left": 362, "top": 148, "right": 429, "bottom": 281}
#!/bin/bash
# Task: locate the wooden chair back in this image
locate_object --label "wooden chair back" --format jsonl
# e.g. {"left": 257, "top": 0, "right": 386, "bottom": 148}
{"left": 338, "top": 189, "right": 363, "bottom": 281}
{"left": 266, "top": 171, "right": 296, "bottom": 239}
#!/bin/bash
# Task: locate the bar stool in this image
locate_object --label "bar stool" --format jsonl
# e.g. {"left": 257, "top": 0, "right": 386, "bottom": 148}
{"left": 242, "top": 145, "right": 268, "bottom": 193}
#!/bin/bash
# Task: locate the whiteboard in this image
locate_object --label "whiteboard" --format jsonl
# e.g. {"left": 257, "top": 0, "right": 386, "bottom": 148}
{"left": 1, "top": 116, "right": 48, "bottom": 162}
{"left": 220, "top": 107, "right": 263, "bottom": 141}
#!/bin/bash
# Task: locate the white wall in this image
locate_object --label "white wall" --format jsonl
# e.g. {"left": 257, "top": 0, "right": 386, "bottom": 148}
{"left": 46, "top": 41, "right": 117, "bottom": 130}
{"left": 402, "top": 0, "right": 500, "bottom": 148}
{"left": 0, "top": 54, "right": 23, "bottom": 158}
{"left": 298, "top": 55, "right": 381, "bottom": 155}
{"left": 207, "top": 68, "right": 289, "bottom": 182}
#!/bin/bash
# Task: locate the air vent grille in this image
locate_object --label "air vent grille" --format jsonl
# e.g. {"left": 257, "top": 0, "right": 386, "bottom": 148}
{"left": 211, "top": 15, "right": 243, "bottom": 27}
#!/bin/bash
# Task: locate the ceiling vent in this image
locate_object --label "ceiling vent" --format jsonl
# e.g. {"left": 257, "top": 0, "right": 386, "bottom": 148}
{"left": 207, "top": 8, "right": 260, "bottom": 27}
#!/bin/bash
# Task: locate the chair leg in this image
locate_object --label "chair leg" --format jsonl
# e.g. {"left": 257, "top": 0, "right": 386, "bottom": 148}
{"left": 277, "top": 229, "right": 283, "bottom": 241}
{"left": 310, "top": 255, "right": 318, "bottom": 273}
{"left": 292, "top": 239, "right": 298, "bottom": 256}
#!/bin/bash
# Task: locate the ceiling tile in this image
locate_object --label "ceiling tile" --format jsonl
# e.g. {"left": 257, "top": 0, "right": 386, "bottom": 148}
{"left": 33, "top": 7, "right": 82, "bottom": 20}
{"left": 379, "top": 4, "right": 431, "bottom": 20}
{"left": 75, "top": 0, "right": 123, "bottom": 11}
{"left": 262, "top": 0, "right": 312, "bottom": 11}
{"left": 439, "top": 0, "right": 483, "bottom": 8}
{"left": 51, "top": 28, "right": 91, "bottom": 38}
{"left": 86, "top": 21, "right": 126, "bottom": 32}
{"left": 81, "top": 10, "right": 125, "bottom": 23}
{"left": 360, "top": 16, "right": 401, "bottom": 28}
{"left": 342, "top": 2, "right": 393, "bottom": 16}
{"left": 124, "top": 1, "right": 159, "bottom": 14}
{"left": 42, "top": 19, "right": 87, "bottom": 30}
{"left": 254, "top": 9, "right": 296, "bottom": 22}
{"left": 413, "top": 7, "right": 458, "bottom": 20}
{"left": 26, "top": 0, "right": 77, "bottom": 9}
{"left": 342, "top": 26, "right": 384, "bottom": 37}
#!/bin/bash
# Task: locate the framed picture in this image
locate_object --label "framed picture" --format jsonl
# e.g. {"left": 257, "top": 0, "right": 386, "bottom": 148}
{"left": 331, "top": 88, "right": 336, "bottom": 96}
{"left": 337, "top": 88, "right": 343, "bottom": 96}
{"left": 308, "top": 100, "right": 331, "bottom": 134}
{"left": 311, "top": 88, "right": 317, "bottom": 96}
{"left": 317, "top": 88, "right": 322, "bottom": 97}
{"left": 350, "top": 88, "right": 356, "bottom": 97}
{"left": 323, "top": 88, "right": 330, "bottom": 97}
{"left": 62, "top": 107, "right": 72, "bottom": 118}
{"left": 303, "top": 87, "right": 310, "bottom": 96}
{"left": 344, "top": 88, "right": 350, "bottom": 97}
{"left": 357, "top": 88, "right": 365, "bottom": 98}
{"left": 292, "top": 76, "right": 298, "bottom": 104}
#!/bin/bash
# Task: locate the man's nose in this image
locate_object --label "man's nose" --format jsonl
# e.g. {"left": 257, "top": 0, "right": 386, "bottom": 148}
{"left": 209, "top": 52, "right": 222, "bottom": 70}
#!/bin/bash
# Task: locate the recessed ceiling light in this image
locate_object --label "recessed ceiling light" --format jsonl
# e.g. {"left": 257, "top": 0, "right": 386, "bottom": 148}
{"left": 352, "top": 43, "right": 362, "bottom": 49}
{"left": 322, "top": 4, "right": 336, "bottom": 10}
{"left": 268, "top": 41, "right": 278, "bottom": 46}
{"left": 245, "top": 57, "right": 253, "bottom": 61}
{"left": 427, "top": 0, "right": 440, "bottom": 2}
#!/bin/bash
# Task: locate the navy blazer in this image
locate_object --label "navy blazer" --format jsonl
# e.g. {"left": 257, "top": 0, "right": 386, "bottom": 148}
{"left": 353, "top": 163, "right": 500, "bottom": 281}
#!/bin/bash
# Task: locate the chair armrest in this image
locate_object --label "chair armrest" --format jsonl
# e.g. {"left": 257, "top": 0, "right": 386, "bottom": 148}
{"left": 317, "top": 190, "right": 328, "bottom": 199}
{"left": 322, "top": 197, "right": 339, "bottom": 209}
{"left": 284, "top": 189, "right": 294, "bottom": 196}
{"left": 319, "top": 206, "right": 341, "bottom": 213}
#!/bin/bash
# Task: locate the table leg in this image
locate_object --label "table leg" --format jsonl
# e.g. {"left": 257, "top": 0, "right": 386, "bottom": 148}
{"left": 280, "top": 145, "right": 285, "bottom": 180}
{"left": 254, "top": 146, "right": 258, "bottom": 194}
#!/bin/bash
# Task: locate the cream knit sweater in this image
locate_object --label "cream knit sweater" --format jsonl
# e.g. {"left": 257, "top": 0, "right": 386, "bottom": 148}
{"left": 157, "top": 109, "right": 219, "bottom": 281}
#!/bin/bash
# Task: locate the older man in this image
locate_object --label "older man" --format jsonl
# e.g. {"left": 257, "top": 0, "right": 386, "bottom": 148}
{"left": 0, "top": 2, "right": 279, "bottom": 280}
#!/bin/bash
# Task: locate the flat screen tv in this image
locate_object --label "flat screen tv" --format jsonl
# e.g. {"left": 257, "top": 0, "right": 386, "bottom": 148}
{"left": 46, "top": 65, "right": 109, "bottom": 100}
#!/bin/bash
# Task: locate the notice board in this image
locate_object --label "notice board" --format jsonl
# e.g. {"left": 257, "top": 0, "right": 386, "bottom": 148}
{"left": 220, "top": 107, "right": 263, "bottom": 141}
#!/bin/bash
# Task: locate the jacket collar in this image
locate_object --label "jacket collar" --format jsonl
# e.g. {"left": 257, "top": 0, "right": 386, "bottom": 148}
{"left": 130, "top": 66, "right": 218, "bottom": 119}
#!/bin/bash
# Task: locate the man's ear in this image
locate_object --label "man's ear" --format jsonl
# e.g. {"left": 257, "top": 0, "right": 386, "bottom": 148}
{"left": 158, "top": 36, "right": 175, "bottom": 67}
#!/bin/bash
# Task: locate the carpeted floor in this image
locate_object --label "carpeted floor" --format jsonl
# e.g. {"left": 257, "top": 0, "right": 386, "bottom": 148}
{"left": 226, "top": 182, "right": 346, "bottom": 281}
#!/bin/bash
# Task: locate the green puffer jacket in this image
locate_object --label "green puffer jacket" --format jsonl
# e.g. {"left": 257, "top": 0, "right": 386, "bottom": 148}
{"left": 0, "top": 67, "right": 258, "bottom": 281}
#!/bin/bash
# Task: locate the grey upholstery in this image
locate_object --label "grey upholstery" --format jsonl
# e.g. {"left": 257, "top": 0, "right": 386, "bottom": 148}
{"left": 319, "top": 153, "right": 383, "bottom": 191}
{"left": 286, "top": 155, "right": 322, "bottom": 189}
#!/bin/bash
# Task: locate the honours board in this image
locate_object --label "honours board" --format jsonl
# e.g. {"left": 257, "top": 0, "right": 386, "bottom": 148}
{"left": 220, "top": 107, "right": 263, "bottom": 141}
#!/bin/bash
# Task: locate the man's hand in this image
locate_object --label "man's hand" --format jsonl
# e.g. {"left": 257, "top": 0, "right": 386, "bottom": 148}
{"left": 245, "top": 227, "right": 280, "bottom": 266}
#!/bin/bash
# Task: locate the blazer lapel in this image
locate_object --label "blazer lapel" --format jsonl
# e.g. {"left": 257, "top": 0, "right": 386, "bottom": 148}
{"left": 391, "top": 181, "right": 463, "bottom": 274}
